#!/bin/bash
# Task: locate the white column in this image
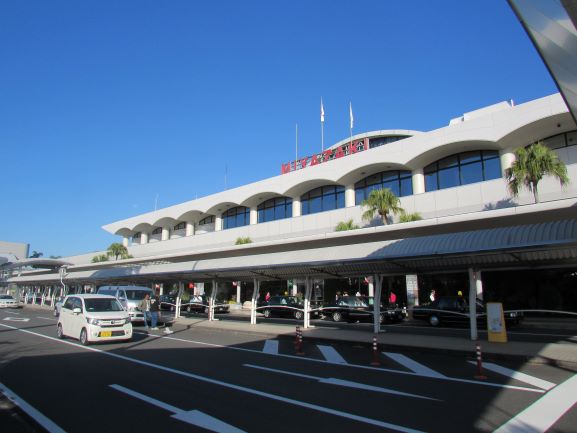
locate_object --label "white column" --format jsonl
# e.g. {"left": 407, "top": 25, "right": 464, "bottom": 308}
{"left": 373, "top": 274, "right": 383, "bottom": 334}
{"left": 412, "top": 168, "right": 425, "bottom": 194}
{"left": 304, "top": 276, "right": 312, "bottom": 329}
{"left": 122, "top": 236, "right": 129, "bottom": 247}
{"left": 140, "top": 232, "right": 149, "bottom": 245}
{"left": 500, "top": 149, "right": 516, "bottom": 175}
{"left": 292, "top": 197, "right": 301, "bottom": 217}
{"left": 468, "top": 268, "right": 483, "bottom": 341}
{"left": 236, "top": 282, "right": 241, "bottom": 303}
{"left": 185, "top": 222, "right": 194, "bottom": 236}
{"left": 215, "top": 215, "right": 223, "bottom": 231}
{"left": 345, "top": 184, "right": 356, "bottom": 207}
{"left": 250, "top": 207, "right": 258, "bottom": 225}
{"left": 250, "top": 278, "right": 260, "bottom": 325}
{"left": 161, "top": 227, "right": 170, "bottom": 241}
{"left": 367, "top": 276, "right": 374, "bottom": 297}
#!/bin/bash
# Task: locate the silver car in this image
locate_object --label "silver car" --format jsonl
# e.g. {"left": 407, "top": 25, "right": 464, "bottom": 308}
{"left": 96, "top": 286, "right": 154, "bottom": 322}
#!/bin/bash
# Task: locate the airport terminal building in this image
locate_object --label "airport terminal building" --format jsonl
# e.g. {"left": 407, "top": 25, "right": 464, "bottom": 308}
{"left": 3, "top": 93, "right": 577, "bottom": 321}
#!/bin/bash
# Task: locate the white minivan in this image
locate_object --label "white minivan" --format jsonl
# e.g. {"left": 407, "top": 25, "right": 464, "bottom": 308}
{"left": 57, "top": 294, "right": 132, "bottom": 345}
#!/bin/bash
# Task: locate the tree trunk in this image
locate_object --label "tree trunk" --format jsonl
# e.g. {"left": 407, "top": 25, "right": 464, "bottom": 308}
{"left": 532, "top": 181, "right": 540, "bottom": 203}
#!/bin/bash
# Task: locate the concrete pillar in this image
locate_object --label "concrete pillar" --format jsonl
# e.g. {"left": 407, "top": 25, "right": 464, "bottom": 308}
{"left": 236, "top": 282, "right": 241, "bottom": 303}
{"left": 292, "top": 197, "right": 301, "bottom": 217}
{"left": 500, "top": 149, "right": 515, "bottom": 175}
{"left": 345, "top": 184, "right": 356, "bottom": 207}
{"left": 161, "top": 227, "right": 170, "bottom": 241}
{"left": 468, "top": 268, "right": 483, "bottom": 341}
{"left": 122, "top": 236, "right": 129, "bottom": 247}
{"left": 250, "top": 278, "right": 260, "bottom": 325}
{"left": 215, "top": 215, "right": 223, "bottom": 231}
{"left": 367, "top": 276, "right": 374, "bottom": 297}
{"left": 250, "top": 207, "right": 258, "bottom": 225}
{"left": 373, "top": 274, "right": 383, "bottom": 334}
{"left": 304, "top": 276, "right": 312, "bottom": 329}
{"left": 185, "top": 222, "right": 194, "bottom": 236}
{"left": 140, "top": 232, "right": 149, "bottom": 245}
{"left": 412, "top": 168, "right": 425, "bottom": 194}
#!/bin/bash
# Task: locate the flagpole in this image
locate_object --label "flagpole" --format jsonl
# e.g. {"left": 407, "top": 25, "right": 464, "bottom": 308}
{"left": 349, "top": 102, "right": 353, "bottom": 146}
{"left": 320, "top": 98, "right": 325, "bottom": 151}
{"left": 295, "top": 123, "right": 298, "bottom": 166}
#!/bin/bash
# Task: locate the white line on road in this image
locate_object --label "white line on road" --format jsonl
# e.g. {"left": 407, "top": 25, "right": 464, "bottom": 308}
{"left": 2, "top": 310, "right": 20, "bottom": 315}
{"left": 467, "top": 361, "right": 556, "bottom": 391}
{"left": 110, "top": 384, "right": 245, "bottom": 433}
{"left": 3, "top": 317, "right": 30, "bottom": 322}
{"left": 0, "top": 381, "right": 66, "bottom": 433}
{"left": 262, "top": 340, "right": 278, "bottom": 355}
{"left": 384, "top": 353, "right": 446, "bottom": 378}
{"left": 493, "top": 373, "right": 577, "bottom": 433}
{"left": 0, "top": 323, "right": 426, "bottom": 433}
{"left": 1, "top": 323, "right": 545, "bottom": 394}
{"left": 317, "top": 345, "right": 348, "bottom": 364}
{"left": 243, "top": 364, "right": 440, "bottom": 401}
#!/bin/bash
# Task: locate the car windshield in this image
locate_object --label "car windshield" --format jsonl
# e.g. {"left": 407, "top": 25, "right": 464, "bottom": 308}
{"left": 0, "top": 295, "right": 14, "bottom": 300}
{"left": 125, "top": 290, "right": 151, "bottom": 300}
{"left": 84, "top": 298, "right": 124, "bottom": 312}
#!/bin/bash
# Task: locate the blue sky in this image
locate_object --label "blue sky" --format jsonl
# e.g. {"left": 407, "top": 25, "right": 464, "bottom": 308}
{"left": 0, "top": 0, "right": 558, "bottom": 258}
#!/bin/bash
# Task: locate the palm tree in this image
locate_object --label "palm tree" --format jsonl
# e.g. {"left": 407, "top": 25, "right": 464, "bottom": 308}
{"left": 107, "top": 243, "right": 129, "bottom": 260}
{"left": 335, "top": 219, "right": 360, "bottom": 231}
{"left": 505, "top": 141, "right": 569, "bottom": 203}
{"left": 361, "top": 188, "right": 404, "bottom": 225}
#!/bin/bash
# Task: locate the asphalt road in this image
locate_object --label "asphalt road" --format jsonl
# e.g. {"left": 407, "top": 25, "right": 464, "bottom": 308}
{"left": 1, "top": 308, "right": 576, "bottom": 433}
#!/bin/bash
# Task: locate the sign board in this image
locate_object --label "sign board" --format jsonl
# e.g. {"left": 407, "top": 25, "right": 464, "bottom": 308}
{"left": 405, "top": 274, "right": 419, "bottom": 307}
{"left": 487, "top": 302, "right": 508, "bottom": 343}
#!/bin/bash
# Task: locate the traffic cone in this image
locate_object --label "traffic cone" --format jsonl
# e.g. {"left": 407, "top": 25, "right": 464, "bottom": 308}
{"left": 474, "top": 344, "right": 487, "bottom": 380}
{"left": 370, "top": 335, "right": 381, "bottom": 366}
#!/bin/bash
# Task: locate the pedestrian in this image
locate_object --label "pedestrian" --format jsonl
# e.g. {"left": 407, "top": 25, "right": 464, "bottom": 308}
{"left": 150, "top": 291, "right": 160, "bottom": 330}
{"left": 430, "top": 289, "right": 436, "bottom": 302}
{"left": 265, "top": 291, "right": 271, "bottom": 302}
{"left": 139, "top": 294, "right": 151, "bottom": 331}
{"left": 389, "top": 291, "right": 397, "bottom": 304}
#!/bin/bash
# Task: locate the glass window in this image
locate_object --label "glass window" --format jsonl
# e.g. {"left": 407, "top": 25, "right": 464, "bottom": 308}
{"left": 174, "top": 222, "right": 186, "bottom": 231}
{"left": 199, "top": 215, "right": 215, "bottom": 226}
{"left": 438, "top": 155, "right": 458, "bottom": 169}
{"left": 354, "top": 170, "right": 413, "bottom": 205}
{"left": 460, "top": 161, "right": 483, "bottom": 184}
{"left": 438, "top": 166, "right": 460, "bottom": 189}
{"left": 222, "top": 207, "right": 249, "bottom": 230}
{"left": 566, "top": 131, "right": 577, "bottom": 147}
{"left": 301, "top": 185, "right": 345, "bottom": 215}
{"left": 459, "top": 151, "right": 481, "bottom": 164}
{"left": 483, "top": 157, "right": 501, "bottom": 180}
{"left": 151, "top": 227, "right": 162, "bottom": 235}
{"left": 400, "top": 177, "right": 413, "bottom": 196}
{"left": 543, "top": 134, "right": 566, "bottom": 150}
{"left": 257, "top": 197, "right": 292, "bottom": 223}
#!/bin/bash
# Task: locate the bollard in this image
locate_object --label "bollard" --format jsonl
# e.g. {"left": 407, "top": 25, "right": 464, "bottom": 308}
{"left": 370, "top": 335, "right": 381, "bottom": 366}
{"left": 474, "top": 344, "right": 487, "bottom": 380}
{"left": 295, "top": 325, "right": 300, "bottom": 347}
{"left": 295, "top": 325, "right": 305, "bottom": 355}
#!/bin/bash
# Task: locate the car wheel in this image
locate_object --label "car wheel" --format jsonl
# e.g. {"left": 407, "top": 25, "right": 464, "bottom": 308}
{"left": 57, "top": 323, "right": 64, "bottom": 339}
{"left": 79, "top": 328, "right": 89, "bottom": 346}
{"left": 294, "top": 310, "right": 304, "bottom": 320}
{"left": 429, "top": 315, "right": 440, "bottom": 327}
{"left": 263, "top": 309, "right": 271, "bottom": 318}
{"left": 332, "top": 311, "right": 342, "bottom": 322}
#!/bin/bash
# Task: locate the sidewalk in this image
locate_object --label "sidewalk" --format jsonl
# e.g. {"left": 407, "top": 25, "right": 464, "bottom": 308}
{"left": 171, "top": 312, "right": 577, "bottom": 367}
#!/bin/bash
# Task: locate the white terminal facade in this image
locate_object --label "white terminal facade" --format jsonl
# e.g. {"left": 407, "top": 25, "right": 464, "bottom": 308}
{"left": 5, "top": 93, "right": 577, "bottom": 329}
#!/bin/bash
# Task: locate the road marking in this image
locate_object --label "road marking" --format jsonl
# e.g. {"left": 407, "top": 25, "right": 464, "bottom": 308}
{"left": 467, "top": 361, "right": 556, "bottom": 391}
{"left": 262, "top": 340, "right": 278, "bottom": 355}
{"left": 384, "top": 352, "right": 445, "bottom": 378}
{"left": 244, "top": 364, "right": 440, "bottom": 401}
{"left": 110, "top": 384, "right": 245, "bottom": 433}
{"left": 0, "top": 323, "right": 426, "bottom": 433}
{"left": 317, "top": 345, "right": 348, "bottom": 364}
{"left": 2, "top": 310, "right": 20, "bottom": 315}
{"left": 36, "top": 316, "right": 56, "bottom": 321}
{"left": 0, "top": 323, "right": 545, "bottom": 394}
{"left": 0, "top": 381, "right": 66, "bottom": 433}
{"left": 3, "top": 317, "right": 30, "bottom": 322}
{"left": 493, "top": 373, "right": 577, "bottom": 433}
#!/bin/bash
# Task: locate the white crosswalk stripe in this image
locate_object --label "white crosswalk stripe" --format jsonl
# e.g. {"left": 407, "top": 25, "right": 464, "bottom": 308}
{"left": 384, "top": 352, "right": 446, "bottom": 378}
{"left": 317, "top": 345, "right": 348, "bottom": 364}
{"left": 262, "top": 340, "right": 279, "bottom": 355}
{"left": 467, "top": 361, "right": 556, "bottom": 390}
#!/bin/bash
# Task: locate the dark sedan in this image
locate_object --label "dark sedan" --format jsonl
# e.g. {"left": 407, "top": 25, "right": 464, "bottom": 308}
{"left": 259, "top": 295, "right": 318, "bottom": 320}
{"left": 321, "top": 296, "right": 406, "bottom": 323}
{"left": 412, "top": 296, "right": 522, "bottom": 327}
{"left": 181, "top": 295, "right": 230, "bottom": 314}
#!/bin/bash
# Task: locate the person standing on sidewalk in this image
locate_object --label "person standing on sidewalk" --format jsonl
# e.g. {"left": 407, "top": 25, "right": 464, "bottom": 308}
{"left": 150, "top": 291, "right": 160, "bottom": 330}
{"left": 139, "top": 294, "right": 151, "bottom": 331}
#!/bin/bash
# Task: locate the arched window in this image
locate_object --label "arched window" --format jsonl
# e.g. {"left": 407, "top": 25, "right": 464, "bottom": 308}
{"left": 174, "top": 222, "right": 186, "bottom": 231}
{"left": 542, "top": 130, "right": 577, "bottom": 149}
{"left": 132, "top": 232, "right": 141, "bottom": 241}
{"left": 222, "top": 206, "right": 250, "bottom": 229}
{"left": 151, "top": 227, "right": 162, "bottom": 235}
{"left": 424, "top": 150, "right": 501, "bottom": 191}
{"left": 301, "top": 185, "right": 345, "bottom": 216}
{"left": 258, "top": 197, "right": 293, "bottom": 223}
{"left": 198, "top": 215, "right": 215, "bottom": 226}
{"left": 355, "top": 170, "right": 412, "bottom": 204}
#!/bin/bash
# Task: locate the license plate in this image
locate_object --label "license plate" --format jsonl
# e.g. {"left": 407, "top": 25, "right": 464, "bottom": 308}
{"left": 100, "top": 331, "right": 112, "bottom": 337}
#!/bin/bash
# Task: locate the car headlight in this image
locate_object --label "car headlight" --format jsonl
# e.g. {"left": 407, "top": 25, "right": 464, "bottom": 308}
{"left": 509, "top": 312, "right": 517, "bottom": 318}
{"left": 87, "top": 318, "right": 101, "bottom": 325}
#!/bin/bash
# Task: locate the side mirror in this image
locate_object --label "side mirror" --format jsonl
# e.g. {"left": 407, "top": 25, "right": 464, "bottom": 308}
{"left": 72, "top": 307, "right": 82, "bottom": 315}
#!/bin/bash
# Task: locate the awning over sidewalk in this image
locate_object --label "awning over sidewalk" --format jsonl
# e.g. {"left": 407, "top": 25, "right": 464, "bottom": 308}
{"left": 7, "top": 219, "right": 577, "bottom": 285}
